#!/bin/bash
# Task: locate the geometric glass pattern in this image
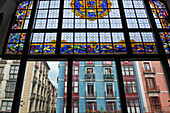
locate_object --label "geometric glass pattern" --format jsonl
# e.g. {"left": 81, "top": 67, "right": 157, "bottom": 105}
{"left": 130, "top": 32, "right": 157, "bottom": 54}
{"left": 34, "top": 0, "right": 60, "bottom": 29}
{"left": 159, "top": 32, "right": 170, "bottom": 53}
{"left": 149, "top": 0, "right": 170, "bottom": 29}
{"left": 123, "top": 0, "right": 151, "bottom": 29}
{"left": 60, "top": 32, "right": 127, "bottom": 54}
{"left": 6, "top": 33, "right": 26, "bottom": 54}
{"left": 29, "top": 33, "right": 57, "bottom": 54}
{"left": 63, "top": 0, "right": 122, "bottom": 29}
{"left": 12, "top": 1, "right": 33, "bottom": 29}
{"left": 4, "top": 0, "right": 168, "bottom": 56}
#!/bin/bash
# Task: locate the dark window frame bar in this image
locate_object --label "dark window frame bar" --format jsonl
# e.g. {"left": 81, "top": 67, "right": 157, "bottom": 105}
{"left": 0, "top": 0, "right": 169, "bottom": 113}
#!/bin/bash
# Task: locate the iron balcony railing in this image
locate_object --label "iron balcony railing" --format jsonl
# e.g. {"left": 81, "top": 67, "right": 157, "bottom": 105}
{"left": 143, "top": 67, "right": 156, "bottom": 74}
{"left": 85, "top": 74, "right": 95, "bottom": 80}
{"left": 33, "top": 76, "right": 38, "bottom": 84}
{"left": 104, "top": 74, "right": 114, "bottom": 80}
{"left": 35, "top": 62, "right": 39, "bottom": 69}
{"left": 86, "top": 91, "right": 97, "bottom": 98}
{"left": 36, "top": 95, "right": 40, "bottom": 101}
{"left": 40, "top": 68, "right": 43, "bottom": 73}
{"left": 146, "top": 85, "right": 160, "bottom": 93}
{"left": 105, "top": 91, "right": 116, "bottom": 98}
{"left": 30, "top": 93, "right": 36, "bottom": 100}
{"left": 43, "top": 71, "right": 46, "bottom": 76}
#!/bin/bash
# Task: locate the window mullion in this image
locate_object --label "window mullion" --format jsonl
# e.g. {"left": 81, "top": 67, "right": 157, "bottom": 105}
{"left": 56, "top": 0, "right": 64, "bottom": 54}
{"left": 117, "top": 0, "right": 133, "bottom": 55}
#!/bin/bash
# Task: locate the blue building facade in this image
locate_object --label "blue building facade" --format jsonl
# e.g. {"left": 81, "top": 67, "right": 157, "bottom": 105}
{"left": 57, "top": 61, "right": 144, "bottom": 113}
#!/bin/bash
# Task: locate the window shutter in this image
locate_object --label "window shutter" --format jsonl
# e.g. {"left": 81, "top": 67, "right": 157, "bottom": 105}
{"left": 106, "top": 101, "right": 109, "bottom": 111}
{"left": 95, "top": 102, "right": 97, "bottom": 110}
{"left": 86, "top": 102, "right": 88, "bottom": 109}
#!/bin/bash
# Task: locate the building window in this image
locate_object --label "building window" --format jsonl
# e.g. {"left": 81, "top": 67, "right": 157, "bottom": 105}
{"left": 106, "top": 102, "right": 116, "bottom": 112}
{"left": 124, "top": 81, "right": 137, "bottom": 93}
{"left": 126, "top": 99, "right": 140, "bottom": 113}
{"left": 5, "top": 82, "right": 16, "bottom": 98}
{"left": 86, "top": 68, "right": 93, "bottom": 74}
{"left": 86, "top": 102, "right": 97, "bottom": 111}
{"left": 5, "top": 92, "right": 14, "bottom": 98}
{"left": 73, "top": 81, "right": 78, "bottom": 93}
{"left": 150, "top": 97, "right": 161, "bottom": 111}
{"left": 73, "top": 65, "right": 79, "bottom": 76}
{"left": 0, "top": 67, "right": 4, "bottom": 75}
{"left": 106, "top": 83, "right": 114, "bottom": 97}
{"left": 146, "top": 78, "right": 156, "bottom": 90}
{"left": 104, "top": 68, "right": 112, "bottom": 74}
{"left": 73, "top": 99, "right": 78, "bottom": 113}
{"left": 6, "top": 82, "right": 16, "bottom": 91}
{"left": 143, "top": 62, "right": 151, "bottom": 72}
{"left": 121, "top": 65, "right": 134, "bottom": 76}
{"left": 87, "top": 83, "right": 94, "bottom": 96}
{"left": 64, "top": 81, "right": 67, "bottom": 93}
{"left": 10, "top": 65, "right": 19, "bottom": 74}
{"left": 65, "top": 65, "right": 68, "bottom": 76}
{"left": 0, "top": 101, "right": 12, "bottom": 111}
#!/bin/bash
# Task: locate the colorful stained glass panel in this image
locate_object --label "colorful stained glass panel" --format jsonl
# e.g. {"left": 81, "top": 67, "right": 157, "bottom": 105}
{"left": 43, "top": 43, "right": 56, "bottom": 54}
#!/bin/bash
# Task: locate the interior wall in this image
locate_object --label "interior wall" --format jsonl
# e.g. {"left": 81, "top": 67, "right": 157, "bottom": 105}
{"left": 0, "top": 0, "right": 18, "bottom": 55}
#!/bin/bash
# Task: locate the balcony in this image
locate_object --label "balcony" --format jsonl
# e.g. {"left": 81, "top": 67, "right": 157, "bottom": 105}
{"left": 143, "top": 67, "right": 156, "bottom": 74}
{"left": 35, "top": 62, "right": 39, "bottom": 69}
{"left": 104, "top": 74, "right": 114, "bottom": 81}
{"left": 105, "top": 91, "right": 116, "bottom": 98}
{"left": 86, "top": 91, "right": 97, "bottom": 98}
{"left": 0, "top": 74, "right": 4, "bottom": 81}
{"left": 146, "top": 85, "right": 160, "bottom": 93}
{"left": 30, "top": 93, "right": 36, "bottom": 100}
{"left": 40, "top": 68, "right": 43, "bottom": 73}
{"left": 40, "top": 96, "right": 43, "bottom": 101}
{"left": 36, "top": 95, "right": 40, "bottom": 101}
{"left": 38, "top": 80, "right": 41, "bottom": 86}
{"left": 85, "top": 74, "right": 95, "bottom": 81}
{"left": 43, "top": 71, "right": 46, "bottom": 76}
{"left": 33, "top": 76, "right": 38, "bottom": 84}
{"left": 42, "top": 83, "right": 44, "bottom": 88}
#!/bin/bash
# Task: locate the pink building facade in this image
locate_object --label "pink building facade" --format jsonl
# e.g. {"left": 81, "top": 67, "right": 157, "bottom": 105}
{"left": 135, "top": 61, "right": 170, "bottom": 113}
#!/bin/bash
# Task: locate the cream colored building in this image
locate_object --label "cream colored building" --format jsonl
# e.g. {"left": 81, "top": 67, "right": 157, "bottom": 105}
{"left": 0, "top": 59, "right": 57, "bottom": 113}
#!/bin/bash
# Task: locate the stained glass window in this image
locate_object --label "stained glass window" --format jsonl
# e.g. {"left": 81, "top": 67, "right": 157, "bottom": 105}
{"left": 60, "top": 32, "right": 127, "bottom": 54}
{"left": 6, "top": 33, "right": 26, "bottom": 54}
{"left": 159, "top": 32, "right": 170, "bottom": 53}
{"left": 130, "top": 32, "right": 157, "bottom": 54}
{"left": 29, "top": 33, "right": 57, "bottom": 54}
{"left": 149, "top": 0, "right": 170, "bottom": 29}
{"left": 62, "top": 0, "right": 122, "bottom": 29}
{"left": 5, "top": 0, "right": 170, "bottom": 56}
{"left": 34, "top": 0, "right": 60, "bottom": 29}
{"left": 123, "top": 0, "right": 151, "bottom": 29}
{"left": 12, "top": 1, "right": 33, "bottom": 29}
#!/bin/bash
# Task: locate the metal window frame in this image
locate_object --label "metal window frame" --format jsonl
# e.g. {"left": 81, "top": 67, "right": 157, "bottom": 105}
{"left": 0, "top": 0, "right": 169, "bottom": 113}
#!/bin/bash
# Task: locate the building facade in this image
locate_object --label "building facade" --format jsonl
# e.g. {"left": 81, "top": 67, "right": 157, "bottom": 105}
{"left": 134, "top": 61, "right": 170, "bottom": 113}
{"left": 0, "top": 59, "right": 57, "bottom": 113}
{"left": 57, "top": 61, "right": 121, "bottom": 113}
{"left": 57, "top": 61, "right": 170, "bottom": 113}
